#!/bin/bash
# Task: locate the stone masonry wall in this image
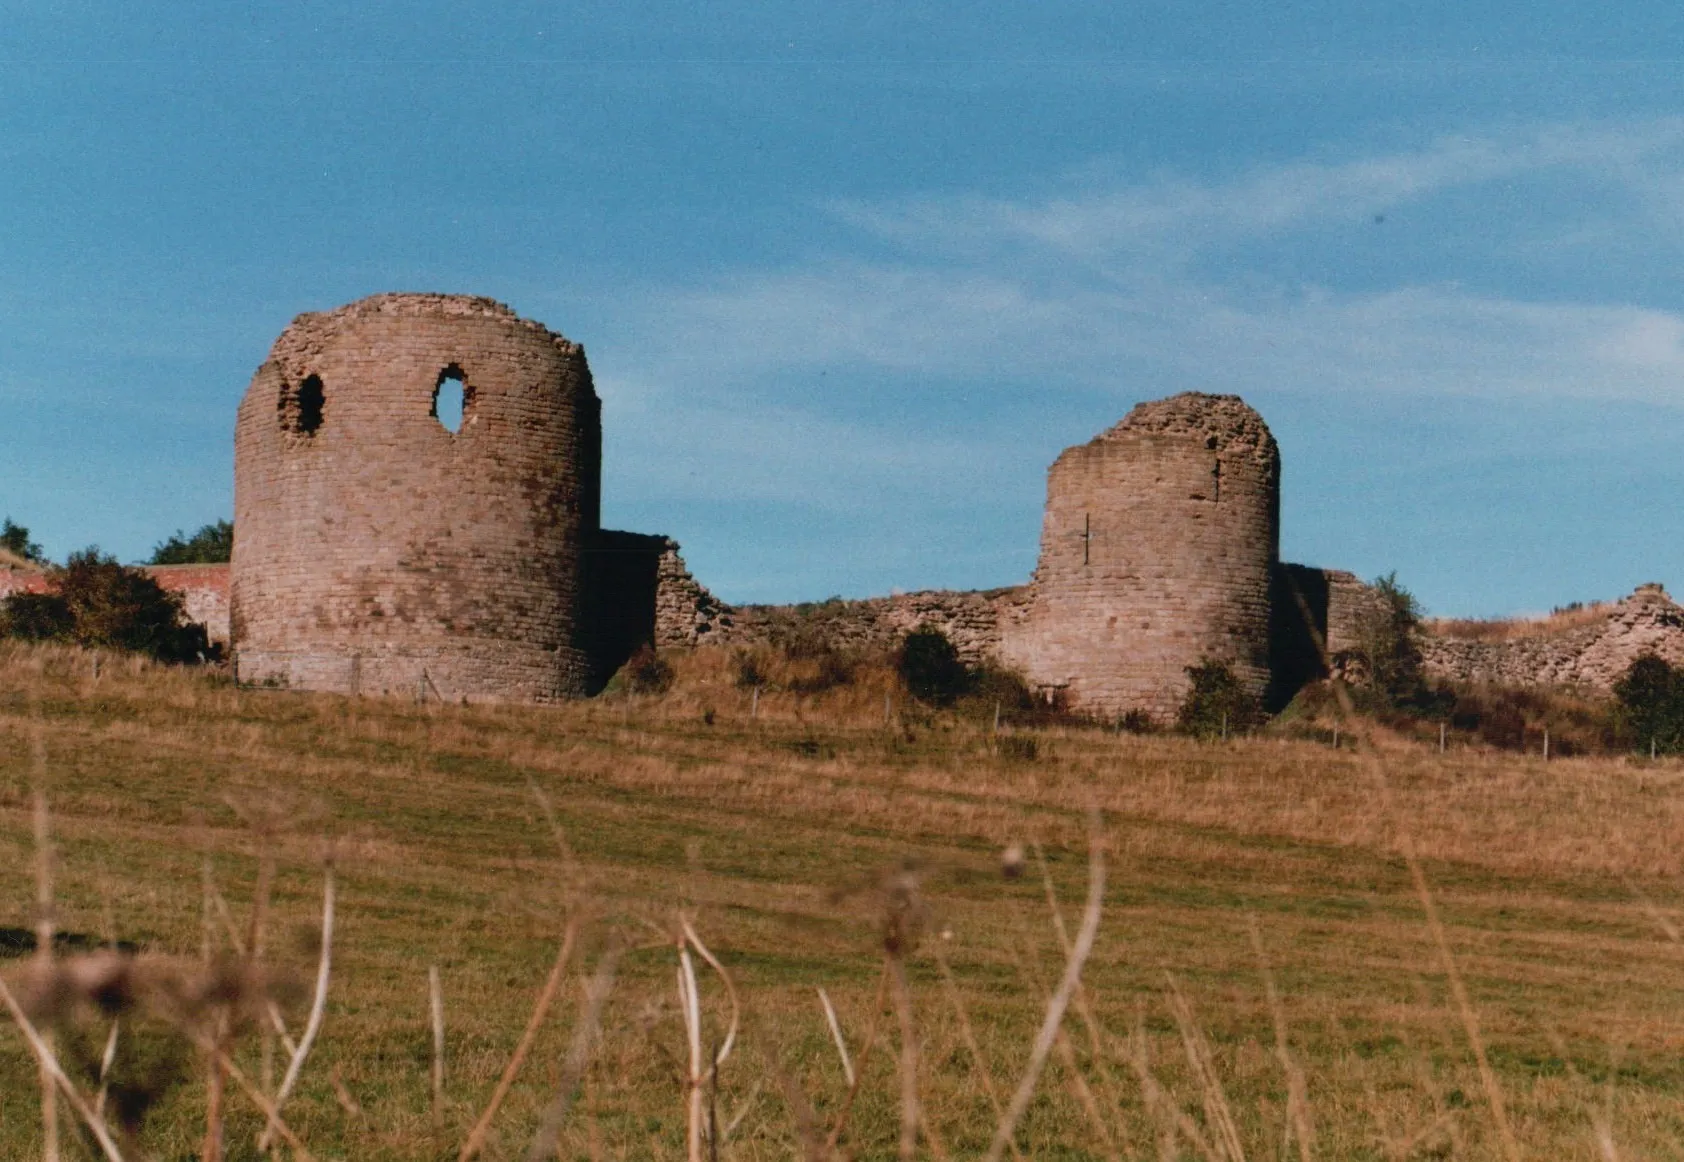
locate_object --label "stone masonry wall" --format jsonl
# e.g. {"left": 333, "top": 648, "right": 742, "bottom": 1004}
{"left": 719, "top": 587, "right": 1026, "bottom": 665}
{"left": 999, "top": 393, "right": 1280, "bottom": 721}
{"left": 653, "top": 542, "right": 735, "bottom": 648}
{"left": 1324, "top": 570, "right": 1388, "bottom": 660}
{"left": 1422, "top": 584, "right": 1684, "bottom": 691}
{"left": 232, "top": 293, "right": 599, "bottom": 701}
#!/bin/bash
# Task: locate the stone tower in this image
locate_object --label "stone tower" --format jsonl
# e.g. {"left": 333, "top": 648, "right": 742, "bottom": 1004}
{"left": 999, "top": 392, "right": 1280, "bottom": 721}
{"left": 231, "top": 293, "right": 601, "bottom": 701}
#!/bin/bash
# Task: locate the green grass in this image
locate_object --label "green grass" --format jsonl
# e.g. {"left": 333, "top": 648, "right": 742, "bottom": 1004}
{"left": 3, "top": 642, "right": 1684, "bottom": 1159}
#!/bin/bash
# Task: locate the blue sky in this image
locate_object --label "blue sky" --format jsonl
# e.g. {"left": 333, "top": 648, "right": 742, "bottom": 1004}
{"left": 4, "top": 5, "right": 1684, "bottom": 616}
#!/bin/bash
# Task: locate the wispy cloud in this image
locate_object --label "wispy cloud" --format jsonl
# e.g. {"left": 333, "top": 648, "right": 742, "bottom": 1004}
{"left": 616, "top": 118, "right": 1684, "bottom": 408}
{"left": 831, "top": 119, "right": 1684, "bottom": 267}
{"left": 593, "top": 117, "right": 1684, "bottom": 599}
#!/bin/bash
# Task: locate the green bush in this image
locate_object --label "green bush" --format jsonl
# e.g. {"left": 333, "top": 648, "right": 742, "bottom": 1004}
{"left": 149, "top": 520, "right": 233, "bottom": 565}
{"left": 1613, "top": 654, "right": 1684, "bottom": 755}
{"left": 0, "top": 549, "right": 212, "bottom": 663}
{"left": 897, "top": 626, "right": 971, "bottom": 706}
{"left": 1351, "top": 572, "right": 1430, "bottom": 708}
{"left": 1117, "top": 709, "right": 1158, "bottom": 734}
{"left": 1, "top": 517, "right": 44, "bottom": 563}
{"left": 0, "top": 592, "right": 74, "bottom": 640}
{"left": 1176, "top": 659, "right": 1262, "bottom": 739}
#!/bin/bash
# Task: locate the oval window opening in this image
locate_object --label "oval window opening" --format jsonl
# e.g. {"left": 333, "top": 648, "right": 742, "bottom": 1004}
{"left": 433, "top": 367, "right": 467, "bottom": 434}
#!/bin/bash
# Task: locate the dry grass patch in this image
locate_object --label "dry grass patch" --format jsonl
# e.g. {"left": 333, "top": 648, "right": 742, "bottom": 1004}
{"left": 0, "top": 641, "right": 1682, "bottom": 1157}
{"left": 1426, "top": 603, "right": 1614, "bottom": 643}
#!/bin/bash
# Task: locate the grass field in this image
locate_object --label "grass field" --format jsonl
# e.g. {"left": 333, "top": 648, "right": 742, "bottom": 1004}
{"left": 3, "top": 640, "right": 1684, "bottom": 1160}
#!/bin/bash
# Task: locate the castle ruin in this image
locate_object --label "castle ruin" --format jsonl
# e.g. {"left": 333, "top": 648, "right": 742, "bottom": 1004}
{"left": 231, "top": 293, "right": 672, "bottom": 700}
{"left": 186, "top": 293, "right": 1682, "bottom": 713}
{"left": 999, "top": 393, "right": 1281, "bottom": 720}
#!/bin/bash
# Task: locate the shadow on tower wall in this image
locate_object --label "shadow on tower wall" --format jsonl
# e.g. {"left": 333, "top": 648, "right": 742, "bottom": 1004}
{"left": 578, "top": 530, "right": 670, "bottom": 693}
{"left": 1268, "top": 562, "right": 1331, "bottom": 711}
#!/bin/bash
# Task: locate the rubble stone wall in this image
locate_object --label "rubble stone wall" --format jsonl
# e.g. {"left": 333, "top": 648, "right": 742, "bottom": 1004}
{"left": 719, "top": 586, "right": 1026, "bottom": 665}
{"left": 0, "top": 566, "right": 50, "bottom": 601}
{"left": 1421, "top": 585, "right": 1684, "bottom": 691}
{"left": 231, "top": 293, "right": 599, "bottom": 701}
{"left": 653, "top": 543, "right": 735, "bottom": 648}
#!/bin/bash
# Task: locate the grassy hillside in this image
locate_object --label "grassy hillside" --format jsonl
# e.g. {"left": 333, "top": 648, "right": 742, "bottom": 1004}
{"left": 3, "top": 641, "right": 1684, "bottom": 1159}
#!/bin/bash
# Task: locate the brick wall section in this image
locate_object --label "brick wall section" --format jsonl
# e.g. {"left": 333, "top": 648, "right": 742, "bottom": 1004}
{"left": 0, "top": 566, "right": 50, "bottom": 600}
{"left": 145, "top": 564, "right": 230, "bottom": 645}
{"left": 1324, "top": 570, "right": 1388, "bottom": 659}
{"left": 999, "top": 393, "right": 1280, "bottom": 722}
{"left": 1268, "top": 565, "right": 1391, "bottom": 696}
{"left": 232, "top": 294, "right": 599, "bottom": 701}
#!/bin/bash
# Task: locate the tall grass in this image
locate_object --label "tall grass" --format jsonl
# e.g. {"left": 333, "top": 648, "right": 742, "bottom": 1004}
{"left": 1, "top": 639, "right": 1684, "bottom": 1157}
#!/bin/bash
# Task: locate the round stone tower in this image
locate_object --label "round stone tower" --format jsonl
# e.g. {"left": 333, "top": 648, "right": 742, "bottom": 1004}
{"left": 231, "top": 293, "right": 601, "bottom": 701}
{"left": 999, "top": 392, "right": 1280, "bottom": 721}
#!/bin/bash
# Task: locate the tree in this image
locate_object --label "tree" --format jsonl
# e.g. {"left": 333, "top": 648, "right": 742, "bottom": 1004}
{"left": 1, "top": 517, "right": 44, "bottom": 563}
{"left": 1176, "top": 659, "right": 1262, "bottom": 738}
{"left": 1351, "top": 572, "right": 1428, "bottom": 707}
{"left": 0, "top": 592, "right": 73, "bottom": 640}
{"left": 1613, "top": 654, "right": 1684, "bottom": 755}
{"left": 0, "top": 548, "right": 213, "bottom": 662}
{"left": 898, "top": 626, "right": 971, "bottom": 706}
{"left": 150, "top": 520, "right": 233, "bottom": 565}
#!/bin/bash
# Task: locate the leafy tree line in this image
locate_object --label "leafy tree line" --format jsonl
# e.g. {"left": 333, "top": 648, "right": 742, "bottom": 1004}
{"left": 149, "top": 519, "right": 233, "bottom": 565}
{"left": 2, "top": 516, "right": 234, "bottom": 567}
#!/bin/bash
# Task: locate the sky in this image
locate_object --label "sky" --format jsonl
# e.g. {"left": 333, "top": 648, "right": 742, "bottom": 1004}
{"left": 3, "top": 5, "right": 1684, "bottom": 616}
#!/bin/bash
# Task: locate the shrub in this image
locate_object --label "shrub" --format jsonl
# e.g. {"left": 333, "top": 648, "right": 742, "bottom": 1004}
{"left": 898, "top": 627, "right": 971, "bottom": 706}
{"left": 1350, "top": 572, "right": 1429, "bottom": 708}
{"left": 957, "top": 665, "right": 1033, "bottom": 719}
{"left": 1176, "top": 659, "right": 1262, "bottom": 738}
{"left": 1117, "top": 709, "right": 1158, "bottom": 734}
{"left": 1613, "top": 654, "right": 1684, "bottom": 755}
{"left": 0, "top": 517, "right": 44, "bottom": 563}
{"left": 0, "top": 549, "right": 212, "bottom": 663}
{"left": 731, "top": 649, "right": 769, "bottom": 690}
{"left": 618, "top": 644, "right": 674, "bottom": 695}
{"left": 149, "top": 519, "right": 233, "bottom": 565}
{"left": 0, "top": 592, "right": 74, "bottom": 640}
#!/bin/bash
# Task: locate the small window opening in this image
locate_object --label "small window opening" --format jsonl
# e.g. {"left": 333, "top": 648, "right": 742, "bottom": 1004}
{"left": 279, "top": 373, "right": 325, "bottom": 437}
{"left": 433, "top": 366, "right": 470, "bottom": 434}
